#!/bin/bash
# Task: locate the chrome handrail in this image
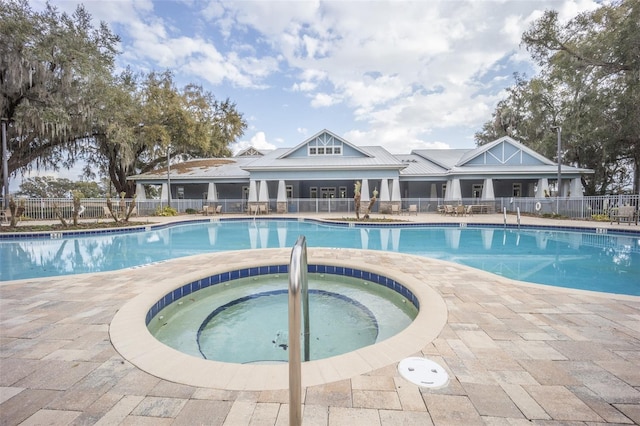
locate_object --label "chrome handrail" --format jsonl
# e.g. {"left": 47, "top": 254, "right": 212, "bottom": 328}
{"left": 288, "top": 235, "right": 309, "bottom": 426}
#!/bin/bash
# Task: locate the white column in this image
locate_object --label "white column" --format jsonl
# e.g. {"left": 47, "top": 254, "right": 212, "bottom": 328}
{"left": 207, "top": 182, "right": 217, "bottom": 201}
{"left": 379, "top": 179, "right": 390, "bottom": 201}
{"left": 248, "top": 180, "right": 258, "bottom": 202}
{"left": 535, "top": 178, "right": 549, "bottom": 198}
{"left": 160, "top": 183, "right": 169, "bottom": 203}
{"left": 391, "top": 178, "right": 401, "bottom": 202}
{"left": 361, "top": 179, "right": 370, "bottom": 203}
{"left": 481, "top": 178, "right": 495, "bottom": 200}
{"left": 430, "top": 183, "right": 438, "bottom": 199}
{"left": 446, "top": 178, "right": 461, "bottom": 201}
{"left": 258, "top": 180, "right": 269, "bottom": 202}
{"left": 135, "top": 183, "right": 146, "bottom": 201}
{"left": 569, "top": 178, "right": 582, "bottom": 198}
{"left": 277, "top": 180, "right": 287, "bottom": 203}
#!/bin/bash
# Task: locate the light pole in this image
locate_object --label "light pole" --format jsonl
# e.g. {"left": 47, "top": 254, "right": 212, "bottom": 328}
{"left": 166, "top": 145, "right": 171, "bottom": 208}
{"left": 1, "top": 118, "right": 8, "bottom": 209}
{"left": 551, "top": 125, "right": 562, "bottom": 213}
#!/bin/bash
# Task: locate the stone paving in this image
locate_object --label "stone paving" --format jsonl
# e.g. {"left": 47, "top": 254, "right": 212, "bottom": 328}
{"left": 1, "top": 213, "right": 640, "bottom": 425}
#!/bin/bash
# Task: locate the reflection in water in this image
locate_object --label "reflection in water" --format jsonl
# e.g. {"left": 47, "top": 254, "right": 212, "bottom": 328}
{"left": 2, "top": 221, "right": 639, "bottom": 294}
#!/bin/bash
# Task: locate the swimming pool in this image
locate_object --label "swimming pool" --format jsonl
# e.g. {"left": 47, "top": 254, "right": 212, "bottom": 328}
{"left": 2, "top": 219, "right": 639, "bottom": 294}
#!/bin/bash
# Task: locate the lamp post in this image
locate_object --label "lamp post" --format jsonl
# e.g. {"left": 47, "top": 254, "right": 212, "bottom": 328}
{"left": 551, "top": 125, "right": 562, "bottom": 213}
{"left": 1, "top": 118, "right": 8, "bottom": 209}
{"left": 166, "top": 145, "right": 171, "bottom": 208}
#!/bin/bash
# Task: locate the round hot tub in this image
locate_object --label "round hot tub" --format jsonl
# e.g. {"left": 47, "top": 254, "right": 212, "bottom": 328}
{"left": 147, "top": 272, "right": 418, "bottom": 364}
{"left": 110, "top": 249, "right": 447, "bottom": 391}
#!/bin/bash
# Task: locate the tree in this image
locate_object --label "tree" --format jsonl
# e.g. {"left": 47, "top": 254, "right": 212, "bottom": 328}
{"left": 0, "top": 0, "right": 118, "bottom": 189}
{"left": 477, "top": 1, "right": 640, "bottom": 194}
{"left": 521, "top": 0, "right": 640, "bottom": 194}
{"left": 16, "top": 176, "right": 106, "bottom": 198}
{"left": 86, "top": 71, "right": 247, "bottom": 197}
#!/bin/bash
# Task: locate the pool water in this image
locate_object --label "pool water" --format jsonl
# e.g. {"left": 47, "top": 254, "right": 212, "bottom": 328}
{"left": 147, "top": 273, "right": 418, "bottom": 363}
{"left": 1, "top": 219, "right": 639, "bottom": 295}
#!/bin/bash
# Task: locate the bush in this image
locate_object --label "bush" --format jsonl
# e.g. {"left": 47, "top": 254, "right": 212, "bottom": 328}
{"left": 591, "top": 214, "right": 610, "bottom": 222}
{"left": 185, "top": 208, "right": 197, "bottom": 214}
{"left": 155, "top": 206, "right": 178, "bottom": 216}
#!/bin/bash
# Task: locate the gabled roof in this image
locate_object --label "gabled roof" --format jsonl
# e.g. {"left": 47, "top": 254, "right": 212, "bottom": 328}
{"left": 457, "top": 136, "right": 555, "bottom": 167}
{"left": 243, "top": 145, "right": 405, "bottom": 170}
{"left": 235, "top": 146, "right": 266, "bottom": 157}
{"left": 277, "top": 129, "right": 372, "bottom": 159}
{"left": 410, "top": 149, "right": 469, "bottom": 169}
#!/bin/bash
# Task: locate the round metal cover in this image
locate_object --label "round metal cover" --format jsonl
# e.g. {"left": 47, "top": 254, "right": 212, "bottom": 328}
{"left": 398, "top": 357, "right": 449, "bottom": 389}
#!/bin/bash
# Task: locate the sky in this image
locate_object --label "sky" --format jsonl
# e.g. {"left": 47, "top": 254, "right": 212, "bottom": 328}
{"left": 16, "top": 0, "right": 601, "bottom": 189}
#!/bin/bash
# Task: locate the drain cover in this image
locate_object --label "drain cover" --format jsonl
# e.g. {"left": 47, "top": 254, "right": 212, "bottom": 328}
{"left": 398, "top": 357, "right": 449, "bottom": 389}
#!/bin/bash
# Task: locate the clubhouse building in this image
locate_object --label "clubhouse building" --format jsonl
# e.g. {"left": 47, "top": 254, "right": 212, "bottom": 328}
{"left": 129, "top": 129, "right": 592, "bottom": 214}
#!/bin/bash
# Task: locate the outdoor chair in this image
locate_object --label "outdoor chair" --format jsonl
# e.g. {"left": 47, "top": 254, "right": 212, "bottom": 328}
{"left": 408, "top": 204, "right": 418, "bottom": 215}
{"left": 391, "top": 204, "right": 400, "bottom": 215}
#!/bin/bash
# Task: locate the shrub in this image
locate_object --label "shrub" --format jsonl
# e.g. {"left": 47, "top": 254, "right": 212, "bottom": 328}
{"left": 155, "top": 206, "right": 178, "bottom": 216}
{"left": 591, "top": 214, "right": 610, "bottom": 222}
{"left": 185, "top": 208, "right": 197, "bottom": 214}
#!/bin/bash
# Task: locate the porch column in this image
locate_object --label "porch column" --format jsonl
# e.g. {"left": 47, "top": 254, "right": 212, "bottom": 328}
{"left": 391, "top": 178, "right": 401, "bottom": 211}
{"left": 160, "top": 183, "right": 169, "bottom": 204}
{"left": 569, "top": 178, "right": 583, "bottom": 198}
{"left": 360, "top": 179, "right": 370, "bottom": 214}
{"left": 258, "top": 180, "right": 269, "bottom": 214}
{"left": 430, "top": 183, "right": 438, "bottom": 199}
{"left": 248, "top": 180, "right": 258, "bottom": 214}
{"left": 207, "top": 182, "right": 217, "bottom": 202}
{"left": 379, "top": 178, "right": 391, "bottom": 214}
{"left": 481, "top": 178, "right": 495, "bottom": 200}
{"left": 135, "top": 183, "right": 146, "bottom": 201}
{"left": 445, "top": 178, "right": 461, "bottom": 201}
{"left": 535, "top": 178, "right": 549, "bottom": 198}
{"left": 276, "top": 180, "right": 287, "bottom": 213}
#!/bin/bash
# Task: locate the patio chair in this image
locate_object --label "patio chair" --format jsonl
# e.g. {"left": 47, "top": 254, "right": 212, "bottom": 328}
{"left": 455, "top": 205, "right": 465, "bottom": 216}
{"left": 259, "top": 204, "right": 268, "bottom": 215}
{"left": 408, "top": 204, "right": 418, "bottom": 215}
{"left": 437, "top": 205, "right": 445, "bottom": 214}
{"left": 215, "top": 205, "right": 222, "bottom": 215}
{"left": 444, "top": 205, "right": 455, "bottom": 215}
{"left": 391, "top": 204, "right": 400, "bottom": 215}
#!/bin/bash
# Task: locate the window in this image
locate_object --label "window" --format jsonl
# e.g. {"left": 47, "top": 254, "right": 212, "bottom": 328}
{"left": 310, "top": 187, "right": 317, "bottom": 198}
{"left": 177, "top": 187, "right": 185, "bottom": 199}
{"left": 286, "top": 185, "right": 293, "bottom": 198}
{"left": 472, "top": 184, "right": 483, "bottom": 199}
{"left": 307, "top": 133, "right": 343, "bottom": 156}
{"left": 320, "top": 187, "right": 336, "bottom": 198}
{"left": 442, "top": 184, "right": 447, "bottom": 198}
{"left": 339, "top": 186, "right": 347, "bottom": 198}
{"left": 513, "top": 183, "right": 522, "bottom": 197}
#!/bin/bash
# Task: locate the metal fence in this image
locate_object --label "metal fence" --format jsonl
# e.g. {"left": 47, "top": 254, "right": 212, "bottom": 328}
{"left": 1, "top": 194, "right": 638, "bottom": 221}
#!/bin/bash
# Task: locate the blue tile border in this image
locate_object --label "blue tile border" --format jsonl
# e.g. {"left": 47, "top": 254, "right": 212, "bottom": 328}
{"left": 4, "top": 216, "right": 638, "bottom": 242}
{"left": 145, "top": 264, "right": 419, "bottom": 325}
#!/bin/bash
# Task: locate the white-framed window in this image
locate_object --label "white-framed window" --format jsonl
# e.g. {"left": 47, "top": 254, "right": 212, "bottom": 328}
{"left": 472, "top": 184, "right": 483, "bottom": 199}
{"left": 320, "top": 187, "right": 336, "bottom": 198}
{"left": 310, "top": 187, "right": 318, "bottom": 198}
{"left": 286, "top": 185, "right": 293, "bottom": 198}
{"left": 513, "top": 183, "right": 522, "bottom": 197}
{"left": 307, "top": 133, "right": 343, "bottom": 156}
{"left": 339, "top": 186, "right": 347, "bottom": 198}
{"left": 442, "top": 184, "right": 447, "bottom": 198}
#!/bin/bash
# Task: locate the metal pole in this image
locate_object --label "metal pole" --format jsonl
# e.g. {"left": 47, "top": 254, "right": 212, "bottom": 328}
{"left": 2, "top": 119, "right": 8, "bottom": 209}
{"left": 556, "top": 126, "right": 562, "bottom": 197}
{"left": 288, "top": 235, "right": 308, "bottom": 426}
{"left": 167, "top": 147, "right": 171, "bottom": 208}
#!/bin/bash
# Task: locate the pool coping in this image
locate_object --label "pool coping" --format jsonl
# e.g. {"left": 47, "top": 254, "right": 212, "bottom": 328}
{"left": 109, "top": 248, "right": 449, "bottom": 391}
